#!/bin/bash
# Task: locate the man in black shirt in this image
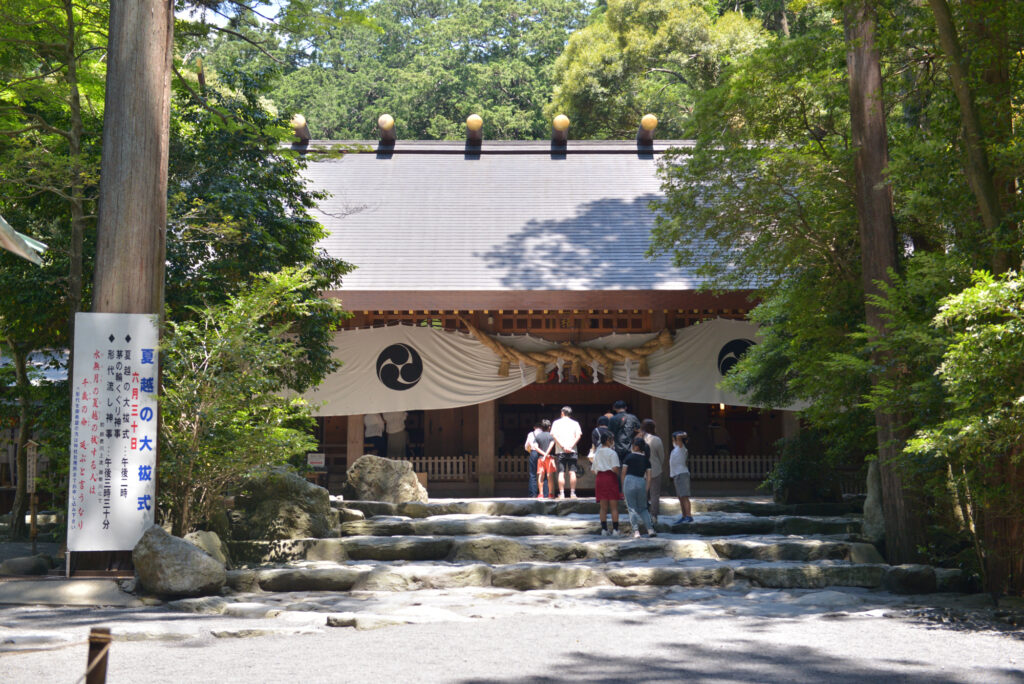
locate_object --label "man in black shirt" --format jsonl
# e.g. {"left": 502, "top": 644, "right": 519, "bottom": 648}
{"left": 608, "top": 400, "right": 641, "bottom": 462}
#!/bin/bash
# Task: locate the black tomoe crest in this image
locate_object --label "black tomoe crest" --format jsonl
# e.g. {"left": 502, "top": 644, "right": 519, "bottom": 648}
{"left": 376, "top": 344, "right": 423, "bottom": 390}
{"left": 717, "top": 339, "right": 754, "bottom": 376}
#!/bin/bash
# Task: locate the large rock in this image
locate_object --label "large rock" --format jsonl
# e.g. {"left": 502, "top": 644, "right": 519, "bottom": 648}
{"left": 351, "top": 564, "right": 492, "bottom": 591}
{"left": 232, "top": 468, "right": 334, "bottom": 540}
{"left": 343, "top": 535, "right": 454, "bottom": 561}
{"left": 734, "top": 562, "right": 886, "bottom": 589}
{"left": 227, "top": 538, "right": 349, "bottom": 564}
{"left": 342, "top": 455, "right": 428, "bottom": 504}
{"left": 133, "top": 526, "right": 226, "bottom": 597}
{"left": 605, "top": 565, "right": 733, "bottom": 588}
{"left": 184, "top": 530, "right": 231, "bottom": 568}
{"left": 712, "top": 540, "right": 849, "bottom": 562}
{"left": 257, "top": 566, "right": 363, "bottom": 592}
{"left": 0, "top": 554, "right": 53, "bottom": 576}
{"left": 883, "top": 564, "right": 937, "bottom": 594}
{"left": 451, "top": 536, "right": 588, "bottom": 564}
{"left": 491, "top": 563, "right": 598, "bottom": 590}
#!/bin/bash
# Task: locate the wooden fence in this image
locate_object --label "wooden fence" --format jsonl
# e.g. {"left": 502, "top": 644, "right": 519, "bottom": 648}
{"left": 686, "top": 453, "right": 781, "bottom": 481}
{"left": 495, "top": 452, "right": 783, "bottom": 482}
{"left": 406, "top": 453, "right": 476, "bottom": 482}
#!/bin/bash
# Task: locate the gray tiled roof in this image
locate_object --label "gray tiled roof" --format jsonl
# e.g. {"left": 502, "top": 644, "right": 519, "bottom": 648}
{"left": 301, "top": 140, "right": 703, "bottom": 291}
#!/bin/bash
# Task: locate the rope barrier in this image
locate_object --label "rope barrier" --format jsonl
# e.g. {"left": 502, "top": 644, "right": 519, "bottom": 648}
{"left": 457, "top": 316, "right": 673, "bottom": 383}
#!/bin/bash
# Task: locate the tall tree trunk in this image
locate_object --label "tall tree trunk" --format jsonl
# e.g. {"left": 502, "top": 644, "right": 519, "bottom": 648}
{"left": 779, "top": 1, "right": 790, "bottom": 38}
{"left": 843, "top": 0, "right": 923, "bottom": 563}
{"left": 64, "top": 0, "right": 85, "bottom": 382}
{"left": 8, "top": 345, "right": 31, "bottom": 540}
{"left": 927, "top": 0, "right": 1008, "bottom": 271}
{"left": 82, "top": 0, "right": 172, "bottom": 572}
{"left": 92, "top": 0, "right": 172, "bottom": 313}
{"left": 978, "top": 455, "right": 1024, "bottom": 597}
{"left": 930, "top": 0, "right": 1022, "bottom": 599}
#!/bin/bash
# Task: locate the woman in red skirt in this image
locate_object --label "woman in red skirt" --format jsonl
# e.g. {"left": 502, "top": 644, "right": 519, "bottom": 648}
{"left": 591, "top": 432, "right": 622, "bottom": 535}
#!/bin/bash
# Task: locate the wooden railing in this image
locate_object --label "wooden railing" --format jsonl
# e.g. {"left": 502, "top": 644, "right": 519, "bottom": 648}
{"left": 405, "top": 453, "right": 476, "bottom": 482}
{"left": 496, "top": 452, "right": 783, "bottom": 482}
{"left": 687, "top": 453, "right": 781, "bottom": 481}
{"left": 497, "top": 452, "right": 531, "bottom": 481}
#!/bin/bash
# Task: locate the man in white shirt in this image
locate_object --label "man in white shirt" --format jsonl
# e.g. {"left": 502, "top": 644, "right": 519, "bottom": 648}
{"left": 383, "top": 411, "right": 408, "bottom": 459}
{"left": 551, "top": 406, "right": 583, "bottom": 498}
{"left": 363, "top": 413, "right": 386, "bottom": 455}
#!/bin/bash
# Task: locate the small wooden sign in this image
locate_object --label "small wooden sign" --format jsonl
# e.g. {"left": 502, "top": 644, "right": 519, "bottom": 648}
{"left": 25, "top": 440, "right": 38, "bottom": 494}
{"left": 307, "top": 452, "right": 326, "bottom": 468}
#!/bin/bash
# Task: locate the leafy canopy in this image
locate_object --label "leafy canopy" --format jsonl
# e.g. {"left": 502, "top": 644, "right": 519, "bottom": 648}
{"left": 159, "top": 267, "right": 345, "bottom": 536}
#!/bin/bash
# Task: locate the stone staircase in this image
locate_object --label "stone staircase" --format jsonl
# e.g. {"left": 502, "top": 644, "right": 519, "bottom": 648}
{"left": 223, "top": 497, "right": 961, "bottom": 596}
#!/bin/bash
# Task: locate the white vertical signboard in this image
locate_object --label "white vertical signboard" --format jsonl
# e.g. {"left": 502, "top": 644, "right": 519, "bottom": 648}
{"left": 68, "top": 312, "right": 159, "bottom": 551}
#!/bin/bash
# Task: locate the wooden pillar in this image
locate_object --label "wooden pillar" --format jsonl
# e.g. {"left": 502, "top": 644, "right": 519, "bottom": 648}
{"left": 477, "top": 400, "right": 496, "bottom": 497}
{"left": 651, "top": 396, "right": 671, "bottom": 447}
{"left": 346, "top": 414, "right": 364, "bottom": 472}
{"left": 782, "top": 411, "right": 800, "bottom": 440}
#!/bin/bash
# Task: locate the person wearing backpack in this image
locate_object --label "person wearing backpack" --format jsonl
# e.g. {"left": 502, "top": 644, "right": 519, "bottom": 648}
{"left": 607, "top": 400, "right": 641, "bottom": 463}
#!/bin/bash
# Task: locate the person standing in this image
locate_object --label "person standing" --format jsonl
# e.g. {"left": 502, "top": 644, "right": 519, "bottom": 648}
{"left": 551, "top": 406, "right": 582, "bottom": 499}
{"left": 383, "top": 411, "right": 408, "bottom": 459}
{"left": 608, "top": 400, "right": 641, "bottom": 463}
{"left": 669, "top": 431, "right": 693, "bottom": 524}
{"left": 586, "top": 416, "right": 612, "bottom": 480}
{"left": 590, "top": 416, "right": 612, "bottom": 456}
{"left": 592, "top": 431, "right": 622, "bottom": 536}
{"left": 525, "top": 422, "right": 542, "bottom": 497}
{"left": 641, "top": 419, "right": 665, "bottom": 524}
{"left": 621, "top": 437, "right": 656, "bottom": 538}
{"left": 363, "top": 413, "right": 386, "bottom": 456}
{"left": 534, "top": 420, "right": 556, "bottom": 499}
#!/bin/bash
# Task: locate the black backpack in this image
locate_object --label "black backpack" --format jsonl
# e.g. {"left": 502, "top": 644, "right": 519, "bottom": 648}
{"left": 609, "top": 412, "right": 640, "bottom": 457}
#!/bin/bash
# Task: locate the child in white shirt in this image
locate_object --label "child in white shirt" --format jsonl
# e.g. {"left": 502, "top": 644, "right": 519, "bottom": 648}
{"left": 590, "top": 432, "right": 622, "bottom": 536}
{"left": 669, "top": 431, "right": 693, "bottom": 525}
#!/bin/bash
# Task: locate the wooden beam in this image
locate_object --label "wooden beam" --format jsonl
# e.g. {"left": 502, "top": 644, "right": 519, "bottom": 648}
{"left": 346, "top": 415, "right": 364, "bottom": 472}
{"left": 324, "top": 290, "right": 756, "bottom": 312}
{"left": 477, "top": 400, "right": 496, "bottom": 496}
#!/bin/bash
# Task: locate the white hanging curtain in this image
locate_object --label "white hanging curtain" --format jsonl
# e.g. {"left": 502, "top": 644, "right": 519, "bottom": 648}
{"left": 306, "top": 318, "right": 778, "bottom": 415}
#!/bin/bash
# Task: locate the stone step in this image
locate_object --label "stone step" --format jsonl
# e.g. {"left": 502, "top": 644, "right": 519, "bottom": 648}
{"left": 329, "top": 512, "right": 862, "bottom": 540}
{"left": 223, "top": 557, "right": 958, "bottom": 595}
{"left": 333, "top": 497, "right": 863, "bottom": 520}
{"left": 228, "top": 533, "right": 884, "bottom": 566}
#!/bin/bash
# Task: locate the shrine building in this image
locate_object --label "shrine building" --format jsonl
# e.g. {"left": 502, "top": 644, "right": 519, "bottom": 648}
{"left": 294, "top": 115, "right": 799, "bottom": 497}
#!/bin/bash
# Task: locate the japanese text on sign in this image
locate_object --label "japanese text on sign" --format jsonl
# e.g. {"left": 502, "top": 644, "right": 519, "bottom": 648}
{"left": 68, "top": 312, "right": 159, "bottom": 552}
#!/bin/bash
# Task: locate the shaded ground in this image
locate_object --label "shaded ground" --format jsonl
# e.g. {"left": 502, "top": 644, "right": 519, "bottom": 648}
{"left": 3, "top": 585, "right": 1022, "bottom": 683}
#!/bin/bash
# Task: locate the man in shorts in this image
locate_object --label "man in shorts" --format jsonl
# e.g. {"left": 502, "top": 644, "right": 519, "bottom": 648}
{"left": 551, "top": 406, "right": 582, "bottom": 498}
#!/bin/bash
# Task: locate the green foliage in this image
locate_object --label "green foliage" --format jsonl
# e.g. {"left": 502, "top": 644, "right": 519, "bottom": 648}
{"left": 166, "top": 72, "right": 353, "bottom": 390}
{"left": 905, "top": 270, "right": 1024, "bottom": 595}
{"left": 864, "top": 253, "right": 973, "bottom": 439}
{"left": 649, "top": 21, "right": 853, "bottom": 284}
{"left": 159, "top": 267, "right": 345, "bottom": 536}
{"left": 652, "top": 18, "right": 875, "bottom": 461}
{"left": 722, "top": 272, "right": 876, "bottom": 463}
{"left": 547, "top": 0, "right": 769, "bottom": 137}
{"left": 760, "top": 430, "right": 843, "bottom": 504}
{"left": 203, "top": 0, "right": 590, "bottom": 140}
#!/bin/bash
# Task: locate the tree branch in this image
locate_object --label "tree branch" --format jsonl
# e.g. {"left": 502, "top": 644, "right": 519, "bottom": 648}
{"left": 172, "top": 65, "right": 231, "bottom": 127}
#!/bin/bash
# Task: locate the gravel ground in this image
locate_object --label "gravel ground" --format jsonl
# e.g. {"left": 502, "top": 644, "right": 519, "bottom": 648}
{"left": 3, "top": 585, "right": 1022, "bottom": 684}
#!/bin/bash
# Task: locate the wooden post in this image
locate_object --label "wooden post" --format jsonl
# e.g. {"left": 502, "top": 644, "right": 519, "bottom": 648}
{"left": 782, "top": 411, "right": 800, "bottom": 440}
{"left": 26, "top": 440, "right": 38, "bottom": 555}
{"left": 346, "top": 415, "right": 364, "bottom": 472}
{"left": 85, "top": 627, "right": 111, "bottom": 684}
{"left": 477, "top": 400, "right": 496, "bottom": 497}
{"left": 651, "top": 397, "right": 671, "bottom": 448}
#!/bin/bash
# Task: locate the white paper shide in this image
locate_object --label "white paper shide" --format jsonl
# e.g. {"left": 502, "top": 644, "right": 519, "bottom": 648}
{"left": 68, "top": 312, "right": 159, "bottom": 552}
